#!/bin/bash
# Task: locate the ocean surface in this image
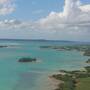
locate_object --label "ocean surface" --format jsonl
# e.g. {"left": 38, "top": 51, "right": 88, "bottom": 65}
{"left": 0, "top": 39, "right": 89, "bottom": 90}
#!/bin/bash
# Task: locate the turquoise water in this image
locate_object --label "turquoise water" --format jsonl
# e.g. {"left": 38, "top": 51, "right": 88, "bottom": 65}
{"left": 0, "top": 40, "right": 89, "bottom": 90}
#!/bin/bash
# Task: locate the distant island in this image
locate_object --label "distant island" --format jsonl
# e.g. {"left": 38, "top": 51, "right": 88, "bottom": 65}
{"left": 18, "top": 57, "right": 37, "bottom": 63}
{"left": 0, "top": 45, "right": 8, "bottom": 48}
{"left": 40, "top": 45, "right": 90, "bottom": 56}
{"left": 0, "top": 39, "right": 90, "bottom": 44}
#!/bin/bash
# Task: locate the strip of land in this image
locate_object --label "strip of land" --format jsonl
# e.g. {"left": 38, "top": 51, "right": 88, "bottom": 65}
{"left": 50, "top": 66, "right": 90, "bottom": 90}
{"left": 43, "top": 45, "right": 90, "bottom": 90}
{"left": 40, "top": 45, "right": 90, "bottom": 56}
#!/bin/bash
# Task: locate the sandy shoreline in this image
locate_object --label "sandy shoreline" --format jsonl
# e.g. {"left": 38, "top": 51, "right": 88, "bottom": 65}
{"left": 48, "top": 76, "right": 61, "bottom": 90}
{"left": 47, "top": 72, "right": 65, "bottom": 90}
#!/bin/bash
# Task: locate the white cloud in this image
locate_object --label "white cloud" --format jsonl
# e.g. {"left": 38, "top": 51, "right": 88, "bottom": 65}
{"left": 34, "top": 0, "right": 90, "bottom": 41}
{"left": 0, "top": 0, "right": 15, "bottom": 15}
{"left": 80, "top": 5, "right": 90, "bottom": 12}
{"left": 39, "top": 0, "right": 90, "bottom": 25}
{"left": 0, "top": 0, "right": 10, "bottom": 4}
{"left": 0, "top": 0, "right": 90, "bottom": 41}
{"left": 0, "top": 19, "right": 34, "bottom": 30}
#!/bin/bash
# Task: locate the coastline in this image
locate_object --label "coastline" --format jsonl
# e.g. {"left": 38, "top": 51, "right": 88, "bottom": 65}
{"left": 49, "top": 65, "right": 90, "bottom": 90}
{"left": 39, "top": 44, "right": 90, "bottom": 90}
{"left": 0, "top": 41, "right": 90, "bottom": 90}
{"left": 47, "top": 71, "right": 65, "bottom": 90}
{"left": 48, "top": 76, "right": 62, "bottom": 90}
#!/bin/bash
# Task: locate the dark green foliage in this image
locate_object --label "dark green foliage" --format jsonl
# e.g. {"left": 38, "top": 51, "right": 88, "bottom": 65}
{"left": 74, "top": 73, "right": 90, "bottom": 78}
{"left": 53, "top": 74, "right": 76, "bottom": 90}
{"left": 53, "top": 66, "right": 90, "bottom": 90}
{"left": 18, "top": 57, "right": 37, "bottom": 63}
{"left": 41, "top": 44, "right": 90, "bottom": 90}
{"left": 40, "top": 45, "right": 90, "bottom": 53}
{"left": 85, "top": 66, "right": 90, "bottom": 72}
{"left": 0, "top": 45, "right": 8, "bottom": 48}
{"left": 83, "top": 50, "right": 90, "bottom": 56}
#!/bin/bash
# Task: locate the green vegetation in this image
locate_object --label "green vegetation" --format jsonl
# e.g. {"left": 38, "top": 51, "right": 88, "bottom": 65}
{"left": 42, "top": 45, "right": 90, "bottom": 90}
{"left": 83, "top": 50, "right": 90, "bottom": 56}
{"left": 0, "top": 45, "right": 8, "bottom": 48}
{"left": 40, "top": 45, "right": 90, "bottom": 57}
{"left": 40, "top": 45, "right": 90, "bottom": 52}
{"left": 76, "top": 77, "right": 90, "bottom": 90}
{"left": 18, "top": 57, "right": 37, "bottom": 63}
{"left": 53, "top": 74, "right": 76, "bottom": 90}
{"left": 52, "top": 66, "right": 90, "bottom": 90}
{"left": 85, "top": 66, "right": 90, "bottom": 72}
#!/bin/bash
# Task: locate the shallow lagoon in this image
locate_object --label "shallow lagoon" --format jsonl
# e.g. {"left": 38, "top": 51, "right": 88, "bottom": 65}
{"left": 0, "top": 40, "right": 89, "bottom": 90}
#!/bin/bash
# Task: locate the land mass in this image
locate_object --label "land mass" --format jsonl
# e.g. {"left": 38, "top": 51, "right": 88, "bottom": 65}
{"left": 43, "top": 45, "right": 90, "bottom": 90}
{"left": 40, "top": 45, "right": 90, "bottom": 54}
{"left": 0, "top": 45, "right": 8, "bottom": 48}
{"left": 51, "top": 66, "right": 90, "bottom": 90}
{"left": 18, "top": 57, "right": 37, "bottom": 63}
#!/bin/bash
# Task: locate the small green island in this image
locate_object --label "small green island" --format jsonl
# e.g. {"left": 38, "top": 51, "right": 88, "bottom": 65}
{"left": 0, "top": 45, "right": 18, "bottom": 48}
{"left": 18, "top": 57, "right": 37, "bottom": 63}
{"left": 51, "top": 66, "right": 90, "bottom": 90}
{"left": 0, "top": 45, "right": 8, "bottom": 48}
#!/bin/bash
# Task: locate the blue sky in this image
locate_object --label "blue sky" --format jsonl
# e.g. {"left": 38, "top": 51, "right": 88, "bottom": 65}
{"left": 1, "top": 0, "right": 64, "bottom": 21}
{"left": 1, "top": 0, "right": 90, "bottom": 21}
{"left": 0, "top": 0, "right": 90, "bottom": 41}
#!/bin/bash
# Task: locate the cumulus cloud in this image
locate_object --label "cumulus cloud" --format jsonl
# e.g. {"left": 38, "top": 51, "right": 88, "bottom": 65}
{"left": 0, "top": 0, "right": 15, "bottom": 15}
{"left": 34, "top": 0, "right": 90, "bottom": 41}
{"left": 39, "top": 0, "right": 90, "bottom": 25}
{"left": 80, "top": 5, "right": 90, "bottom": 12}
{"left": 0, "top": 0, "right": 90, "bottom": 41}
{"left": 0, "top": 19, "right": 34, "bottom": 30}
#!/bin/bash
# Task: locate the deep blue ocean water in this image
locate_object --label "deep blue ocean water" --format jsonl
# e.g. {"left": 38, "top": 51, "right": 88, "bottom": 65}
{"left": 0, "top": 40, "right": 89, "bottom": 90}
